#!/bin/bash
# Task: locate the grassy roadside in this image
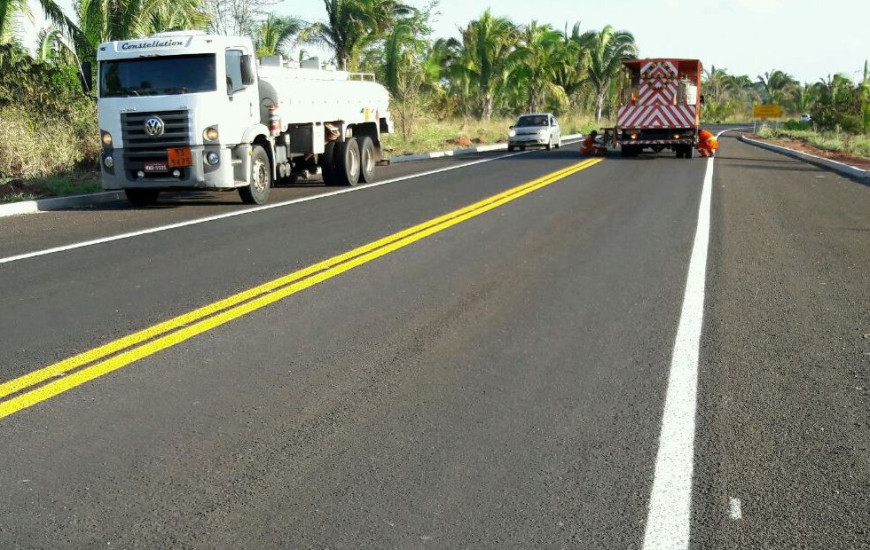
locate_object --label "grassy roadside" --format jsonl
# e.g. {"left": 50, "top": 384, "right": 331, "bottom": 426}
{"left": 0, "top": 173, "right": 102, "bottom": 204}
{"left": 758, "top": 127, "right": 870, "bottom": 158}
{"left": 382, "top": 113, "right": 602, "bottom": 156}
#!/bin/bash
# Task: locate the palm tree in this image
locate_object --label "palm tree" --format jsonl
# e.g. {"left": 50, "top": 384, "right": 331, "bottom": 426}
{"left": 703, "top": 65, "right": 730, "bottom": 103}
{"left": 77, "top": 0, "right": 209, "bottom": 53}
{"left": 0, "top": 0, "right": 86, "bottom": 48}
{"left": 304, "top": 0, "right": 414, "bottom": 71}
{"left": 255, "top": 14, "right": 303, "bottom": 57}
{"left": 579, "top": 25, "right": 638, "bottom": 123}
{"left": 508, "top": 21, "right": 566, "bottom": 113}
{"left": 757, "top": 69, "right": 799, "bottom": 108}
{"left": 552, "top": 22, "right": 589, "bottom": 111}
{"left": 454, "top": 9, "right": 519, "bottom": 120}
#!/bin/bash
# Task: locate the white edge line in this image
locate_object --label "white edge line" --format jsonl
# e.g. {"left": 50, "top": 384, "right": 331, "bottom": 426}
{"left": 641, "top": 131, "right": 724, "bottom": 549}
{"left": 0, "top": 141, "right": 582, "bottom": 266}
{"left": 729, "top": 498, "right": 742, "bottom": 520}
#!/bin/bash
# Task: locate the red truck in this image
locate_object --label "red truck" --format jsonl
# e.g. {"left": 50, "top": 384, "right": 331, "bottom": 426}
{"left": 614, "top": 58, "right": 703, "bottom": 159}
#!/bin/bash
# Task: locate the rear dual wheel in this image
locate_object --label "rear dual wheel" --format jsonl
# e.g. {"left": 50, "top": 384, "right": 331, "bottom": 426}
{"left": 323, "top": 137, "right": 376, "bottom": 186}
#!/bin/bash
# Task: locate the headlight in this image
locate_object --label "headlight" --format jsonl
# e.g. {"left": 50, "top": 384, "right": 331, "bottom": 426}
{"left": 100, "top": 130, "right": 112, "bottom": 147}
{"left": 673, "top": 133, "right": 681, "bottom": 139}
{"left": 509, "top": 129, "right": 516, "bottom": 137}
{"left": 203, "top": 127, "right": 219, "bottom": 141}
{"left": 205, "top": 151, "right": 220, "bottom": 165}
{"left": 630, "top": 133, "right": 638, "bottom": 140}
{"left": 103, "top": 155, "right": 114, "bottom": 168}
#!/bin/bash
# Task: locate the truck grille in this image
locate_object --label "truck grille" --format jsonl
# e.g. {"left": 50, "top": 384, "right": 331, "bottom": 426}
{"left": 121, "top": 110, "right": 191, "bottom": 167}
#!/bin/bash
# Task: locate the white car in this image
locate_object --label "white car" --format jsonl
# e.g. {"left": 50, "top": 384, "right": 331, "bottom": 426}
{"left": 508, "top": 113, "right": 562, "bottom": 151}
{"left": 800, "top": 113, "right": 812, "bottom": 122}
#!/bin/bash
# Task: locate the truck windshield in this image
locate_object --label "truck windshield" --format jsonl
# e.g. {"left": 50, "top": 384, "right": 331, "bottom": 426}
{"left": 100, "top": 54, "right": 216, "bottom": 97}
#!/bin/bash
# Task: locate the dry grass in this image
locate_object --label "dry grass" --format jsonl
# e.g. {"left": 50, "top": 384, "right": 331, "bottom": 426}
{"left": 758, "top": 126, "right": 870, "bottom": 158}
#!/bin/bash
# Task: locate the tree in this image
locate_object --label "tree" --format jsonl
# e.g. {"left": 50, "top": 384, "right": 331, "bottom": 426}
{"left": 862, "top": 60, "right": 870, "bottom": 135}
{"left": 453, "top": 9, "right": 518, "bottom": 120}
{"left": 207, "top": 0, "right": 272, "bottom": 36}
{"left": 757, "top": 69, "right": 799, "bottom": 109}
{"left": 78, "top": 0, "right": 209, "bottom": 50}
{"left": 579, "top": 25, "right": 637, "bottom": 123}
{"left": 0, "top": 0, "right": 86, "bottom": 49}
{"left": 508, "top": 21, "right": 566, "bottom": 113}
{"left": 254, "top": 14, "right": 303, "bottom": 57}
{"left": 552, "top": 22, "right": 590, "bottom": 111}
{"left": 304, "top": 0, "right": 414, "bottom": 71}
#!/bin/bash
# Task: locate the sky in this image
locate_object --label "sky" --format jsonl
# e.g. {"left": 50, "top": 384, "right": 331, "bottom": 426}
{"left": 21, "top": 0, "right": 870, "bottom": 84}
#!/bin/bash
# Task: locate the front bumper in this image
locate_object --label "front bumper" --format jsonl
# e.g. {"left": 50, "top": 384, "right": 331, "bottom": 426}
{"left": 509, "top": 134, "right": 550, "bottom": 146}
{"left": 100, "top": 145, "right": 238, "bottom": 190}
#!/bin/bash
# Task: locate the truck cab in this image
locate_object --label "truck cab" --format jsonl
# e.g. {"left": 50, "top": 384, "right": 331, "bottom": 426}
{"left": 96, "top": 32, "right": 392, "bottom": 205}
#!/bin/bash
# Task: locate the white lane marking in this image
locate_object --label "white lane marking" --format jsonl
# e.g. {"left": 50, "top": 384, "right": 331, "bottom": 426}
{"left": 729, "top": 498, "right": 742, "bottom": 520}
{"left": 0, "top": 141, "right": 581, "bottom": 267}
{"left": 642, "top": 134, "right": 721, "bottom": 549}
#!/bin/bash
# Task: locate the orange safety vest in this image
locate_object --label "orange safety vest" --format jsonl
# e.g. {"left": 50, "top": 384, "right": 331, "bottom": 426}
{"left": 581, "top": 135, "right": 598, "bottom": 154}
{"left": 697, "top": 129, "right": 719, "bottom": 150}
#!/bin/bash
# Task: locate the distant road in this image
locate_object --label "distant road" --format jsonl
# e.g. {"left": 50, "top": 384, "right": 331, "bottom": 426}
{"left": 1, "top": 128, "right": 867, "bottom": 548}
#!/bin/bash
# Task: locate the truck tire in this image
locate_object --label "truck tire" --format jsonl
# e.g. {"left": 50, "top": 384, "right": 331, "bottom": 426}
{"left": 685, "top": 146, "right": 695, "bottom": 159}
{"left": 321, "top": 141, "right": 337, "bottom": 185}
{"left": 239, "top": 144, "right": 271, "bottom": 204}
{"left": 359, "top": 137, "right": 377, "bottom": 183}
{"left": 125, "top": 188, "right": 160, "bottom": 206}
{"left": 675, "top": 148, "right": 684, "bottom": 159}
{"left": 333, "top": 137, "right": 361, "bottom": 186}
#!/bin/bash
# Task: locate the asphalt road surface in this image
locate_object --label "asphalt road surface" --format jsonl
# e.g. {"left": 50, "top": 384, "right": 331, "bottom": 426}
{"left": 0, "top": 130, "right": 867, "bottom": 549}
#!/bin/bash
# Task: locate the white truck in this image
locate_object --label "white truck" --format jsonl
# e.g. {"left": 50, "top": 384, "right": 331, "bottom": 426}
{"left": 90, "top": 32, "right": 393, "bottom": 205}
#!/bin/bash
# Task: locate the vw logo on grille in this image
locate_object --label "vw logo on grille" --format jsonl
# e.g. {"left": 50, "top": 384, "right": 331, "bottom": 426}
{"left": 144, "top": 117, "right": 165, "bottom": 137}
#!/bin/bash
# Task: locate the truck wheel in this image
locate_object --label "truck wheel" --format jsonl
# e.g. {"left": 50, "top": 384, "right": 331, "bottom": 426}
{"left": 675, "top": 148, "right": 684, "bottom": 159}
{"left": 125, "top": 188, "right": 160, "bottom": 206}
{"left": 334, "top": 138, "right": 361, "bottom": 186}
{"left": 507, "top": 145, "right": 514, "bottom": 152}
{"left": 359, "top": 137, "right": 377, "bottom": 183}
{"left": 239, "top": 144, "right": 271, "bottom": 204}
{"left": 685, "top": 146, "right": 696, "bottom": 159}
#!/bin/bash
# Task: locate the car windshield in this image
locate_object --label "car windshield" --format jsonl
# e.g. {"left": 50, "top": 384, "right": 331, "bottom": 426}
{"left": 516, "top": 115, "right": 548, "bottom": 127}
{"left": 100, "top": 54, "right": 217, "bottom": 97}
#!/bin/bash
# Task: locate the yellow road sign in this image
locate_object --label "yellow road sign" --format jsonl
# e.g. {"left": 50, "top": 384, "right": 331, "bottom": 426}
{"left": 753, "top": 104, "right": 783, "bottom": 118}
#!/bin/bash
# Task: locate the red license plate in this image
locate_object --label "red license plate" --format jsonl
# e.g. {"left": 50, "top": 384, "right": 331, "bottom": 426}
{"left": 168, "top": 147, "right": 193, "bottom": 168}
{"left": 144, "top": 162, "right": 168, "bottom": 172}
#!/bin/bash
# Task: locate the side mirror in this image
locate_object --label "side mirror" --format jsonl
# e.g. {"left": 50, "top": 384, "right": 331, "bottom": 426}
{"left": 80, "top": 61, "right": 93, "bottom": 93}
{"left": 241, "top": 55, "right": 255, "bottom": 86}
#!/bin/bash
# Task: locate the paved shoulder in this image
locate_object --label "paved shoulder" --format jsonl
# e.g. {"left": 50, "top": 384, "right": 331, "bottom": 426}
{"left": 693, "top": 133, "right": 870, "bottom": 548}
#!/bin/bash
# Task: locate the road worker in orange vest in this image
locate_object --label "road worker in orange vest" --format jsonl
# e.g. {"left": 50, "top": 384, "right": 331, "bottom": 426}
{"left": 696, "top": 128, "right": 719, "bottom": 157}
{"left": 580, "top": 130, "right": 606, "bottom": 157}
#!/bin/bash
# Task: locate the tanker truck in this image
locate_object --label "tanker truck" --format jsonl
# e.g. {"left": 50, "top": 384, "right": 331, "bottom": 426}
{"left": 90, "top": 32, "right": 393, "bottom": 205}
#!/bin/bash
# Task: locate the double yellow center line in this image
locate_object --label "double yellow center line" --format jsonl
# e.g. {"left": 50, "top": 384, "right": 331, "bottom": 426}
{"left": 0, "top": 158, "right": 603, "bottom": 421}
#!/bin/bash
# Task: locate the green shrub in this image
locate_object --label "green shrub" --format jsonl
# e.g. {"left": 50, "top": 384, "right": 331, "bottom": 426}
{"left": 0, "top": 43, "right": 99, "bottom": 180}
